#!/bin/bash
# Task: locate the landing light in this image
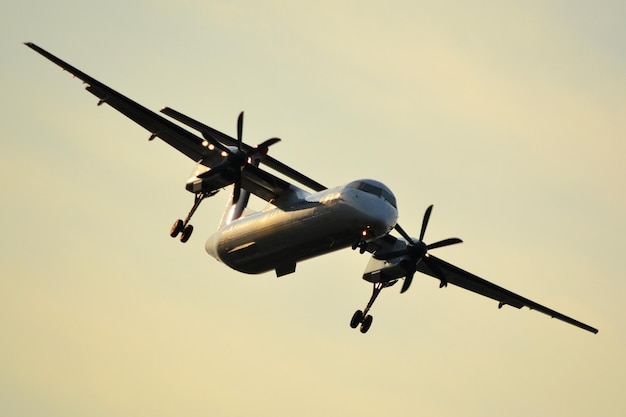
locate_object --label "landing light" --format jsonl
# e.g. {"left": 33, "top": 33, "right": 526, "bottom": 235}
{"left": 221, "top": 151, "right": 228, "bottom": 157}
{"left": 202, "top": 140, "right": 209, "bottom": 147}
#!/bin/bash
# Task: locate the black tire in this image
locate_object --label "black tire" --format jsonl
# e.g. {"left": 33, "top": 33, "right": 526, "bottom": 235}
{"left": 170, "top": 219, "right": 184, "bottom": 237}
{"left": 180, "top": 224, "right": 193, "bottom": 243}
{"left": 360, "top": 315, "right": 373, "bottom": 333}
{"left": 350, "top": 310, "right": 364, "bottom": 329}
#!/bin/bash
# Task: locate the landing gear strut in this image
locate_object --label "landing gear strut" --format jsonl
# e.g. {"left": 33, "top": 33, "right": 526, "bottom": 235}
{"left": 350, "top": 281, "right": 395, "bottom": 334}
{"left": 170, "top": 191, "right": 215, "bottom": 243}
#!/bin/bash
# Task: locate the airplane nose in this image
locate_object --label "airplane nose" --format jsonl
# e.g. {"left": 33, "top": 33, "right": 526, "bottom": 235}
{"left": 342, "top": 190, "right": 398, "bottom": 239}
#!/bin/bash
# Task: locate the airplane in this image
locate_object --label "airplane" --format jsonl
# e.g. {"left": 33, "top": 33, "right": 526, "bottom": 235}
{"left": 24, "top": 42, "right": 598, "bottom": 335}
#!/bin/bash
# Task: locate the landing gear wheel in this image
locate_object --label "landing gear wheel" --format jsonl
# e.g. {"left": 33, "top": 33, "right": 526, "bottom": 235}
{"left": 180, "top": 224, "right": 194, "bottom": 243}
{"left": 350, "top": 310, "right": 364, "bottom": 329}
{"left": 170, "top": 219, "right": 184, "bottom": 238}
{"left": 360, "top": 315, "right": 373, "bottom": 333}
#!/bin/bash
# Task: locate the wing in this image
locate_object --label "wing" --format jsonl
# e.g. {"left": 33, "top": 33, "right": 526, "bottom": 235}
{"left": 365, "top": 234, "right": 597, "bottom": 333}
{"left": 25, "top": 42, "right": 211, "bottom": 162}
{"left": 25, "top": 42, "right": 323, "bottom": 205}
{"left": 160, "top": 107, "right": 327, "bottom": 192}
{"left": 416, "top": 254, "right": 598, "bottom": 334}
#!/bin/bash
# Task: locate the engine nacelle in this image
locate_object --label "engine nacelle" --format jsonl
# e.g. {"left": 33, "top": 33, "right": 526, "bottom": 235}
{"left": 185, "top": 161, "right": 236, "bottom": 194}
{"left": 362, "top": 239, "right": 411, "bottom": 283}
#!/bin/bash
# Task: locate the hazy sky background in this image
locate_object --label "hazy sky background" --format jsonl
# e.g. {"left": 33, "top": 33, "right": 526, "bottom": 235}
{"left": 1, "top": 1, "right": 624, "bottom": 416}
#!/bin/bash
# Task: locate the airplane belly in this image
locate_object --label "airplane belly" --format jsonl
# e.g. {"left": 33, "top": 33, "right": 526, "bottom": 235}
{"left": 206, "top": 198, "right": 393, "bottom": 275}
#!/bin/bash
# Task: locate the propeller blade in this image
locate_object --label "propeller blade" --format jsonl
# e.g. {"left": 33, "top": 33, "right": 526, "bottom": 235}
{"left": 393, "top": 204, "right": 459, "bottom": 292}
{"left": 237, "top": 111, "right": 244, "bottom": 151}
{"left": 394, "top": 223, "right": 415, "bottom": 244}
{"left": 255, "top": 137, "right": 281, "bottom": 155}
{"left": 401, "top": 268, "right": 415, "bottom": 293}
{"left": 427, "top": 238, "right": 463, "bottom": 250}
{"left": 419, "top": 205, "right": 433, "bottom": 241}
{"left": 232, "top": 177, "right": 242, "bottom": 204}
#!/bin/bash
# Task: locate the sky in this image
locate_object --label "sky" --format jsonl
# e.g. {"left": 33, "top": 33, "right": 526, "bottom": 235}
{"left": 1, "top": 1, "right": 625, "bottom": 416}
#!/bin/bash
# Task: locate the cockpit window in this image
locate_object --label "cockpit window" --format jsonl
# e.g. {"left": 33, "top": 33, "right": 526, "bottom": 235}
{"left": 347, "top": 180, "right": 397, "bottom": 208}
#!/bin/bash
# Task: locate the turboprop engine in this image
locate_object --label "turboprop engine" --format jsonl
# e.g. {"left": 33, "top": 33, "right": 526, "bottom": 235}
{"left": 362, "top": 239, "right": 411, "bottom": 284}
{"left": 363, "top": 205, "right": 463, "bottom": 293}
{"left": 185, "top": 159, "right": 238, "bottom": 195}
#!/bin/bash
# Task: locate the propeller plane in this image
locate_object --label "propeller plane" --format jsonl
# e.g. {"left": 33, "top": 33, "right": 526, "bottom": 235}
{"left": 25, "top": 42, "right": 598, "bottom": 335}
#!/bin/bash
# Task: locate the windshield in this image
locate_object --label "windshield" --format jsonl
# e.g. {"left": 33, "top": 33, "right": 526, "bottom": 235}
{"left": 346, "top": 180, "right": 397, "bottom": 208}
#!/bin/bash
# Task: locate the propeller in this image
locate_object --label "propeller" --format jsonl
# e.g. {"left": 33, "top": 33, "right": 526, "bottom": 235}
{"left": 232, "top": 112, "right": 245, "bottom": 203}
{"left": 199, "top": 111, "right": 280, "bottom": 203}
{"left": 380, "top": 205, "right": 462, "bottom": 293}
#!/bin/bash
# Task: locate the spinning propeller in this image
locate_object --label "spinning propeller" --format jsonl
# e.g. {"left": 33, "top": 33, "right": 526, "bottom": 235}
{"left": 198, "top": 112, "right": 280, "bottom": 203}
{"left": 382, "top": 205, "right": 462, "bottom": 293}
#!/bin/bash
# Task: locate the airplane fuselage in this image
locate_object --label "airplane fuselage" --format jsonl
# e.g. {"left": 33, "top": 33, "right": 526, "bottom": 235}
{"left": 205, "top": 179, "right": 398, "bottom": 276}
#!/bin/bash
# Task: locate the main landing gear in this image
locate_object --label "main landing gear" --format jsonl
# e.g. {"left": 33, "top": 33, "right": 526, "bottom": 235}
{"left": 170, "top": 191, "right": 215, "bottom": 243}
{"left": 350, "top": 281, "right": 396, "bottom": 334}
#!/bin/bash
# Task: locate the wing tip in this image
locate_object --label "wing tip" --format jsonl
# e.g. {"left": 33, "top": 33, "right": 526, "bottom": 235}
{"left": 23, "top": 42, "right": 47, "bottom": 57}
